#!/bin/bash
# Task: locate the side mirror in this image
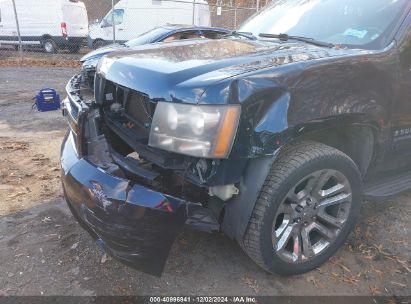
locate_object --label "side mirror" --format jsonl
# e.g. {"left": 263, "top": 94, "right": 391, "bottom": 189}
{"left": 95, "top": 19, "right": 99, "bottom": 23}
{"left": 101, "top": 19, "right": 108, "bottom": 28}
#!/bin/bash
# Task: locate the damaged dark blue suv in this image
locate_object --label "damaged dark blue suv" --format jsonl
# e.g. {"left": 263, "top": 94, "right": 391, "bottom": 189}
{"left": 61, "top": 0, "right": 411, "bottom": 276}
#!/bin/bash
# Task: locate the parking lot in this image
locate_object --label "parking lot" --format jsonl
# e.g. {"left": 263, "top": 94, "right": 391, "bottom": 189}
{"left": 0, "top": 66, "right": 410, "bottom": 297}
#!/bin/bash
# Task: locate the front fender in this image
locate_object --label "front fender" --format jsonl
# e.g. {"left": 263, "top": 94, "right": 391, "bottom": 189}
{"left": 221, "top": 153, "right": 278, "bottom": 240}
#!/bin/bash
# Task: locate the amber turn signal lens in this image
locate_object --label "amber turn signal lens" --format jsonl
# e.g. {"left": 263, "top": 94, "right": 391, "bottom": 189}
{"left": 213, "top": 106, "right": 241, "bottom": 158}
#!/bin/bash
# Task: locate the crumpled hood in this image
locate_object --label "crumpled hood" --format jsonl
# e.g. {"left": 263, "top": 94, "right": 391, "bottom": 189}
{"left": 102, "top": 38, "right": 352, "bottom": 104}
{"left": 81, "top": 44, "right": 126, "bottom": 62}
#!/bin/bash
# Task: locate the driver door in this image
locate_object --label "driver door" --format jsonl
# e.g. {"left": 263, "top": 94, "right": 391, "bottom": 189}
{"left": 392, "top": 11, "right": 411, "bottom": 156}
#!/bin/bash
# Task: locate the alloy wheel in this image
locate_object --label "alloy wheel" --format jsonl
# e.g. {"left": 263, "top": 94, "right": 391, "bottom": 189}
{"left": 272, "top": 169, "right": 352, "bottom": 263}
{"left": 44, "top": 41, "right": 55, "bottom": 53}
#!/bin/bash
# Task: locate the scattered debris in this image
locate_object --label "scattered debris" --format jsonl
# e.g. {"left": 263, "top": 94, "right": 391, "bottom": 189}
{"left": 242, "top": 274, "right": 259, "bottom": 293}
{"left": 306, "top": 276, "right": 321, "bottom": 288}
{"left": 41, "top": 217, "right": 52, "bottom": 223}
{"left": 101, "top": 253, "right": 111, "bottom": 264}
{"left": 369, "top": 285, "right": 381, "bottom": 295}
{"left": 391, "top": 281, "right": 407, "bottom": 288}
{"left": 330, "top": 257, "right": 352, "bottom": 273}
{"left": 373, "top": 244, "right": 411, "bottom": 273}
{"left": 0, "top": 141, "right": 28, "bottom": 151}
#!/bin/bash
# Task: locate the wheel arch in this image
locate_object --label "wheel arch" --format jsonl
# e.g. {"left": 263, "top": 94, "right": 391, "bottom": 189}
{"left": 41, "top": 34, "right": 52, "bottom": 41}
{"left": 222, "top": 119, "right": 377, "bottom": 241}
{"left": 92, "top": 39, "right": 106, "bottom": 49}
{"left": 286, "top": 120, "right": 378, "bottom": 177}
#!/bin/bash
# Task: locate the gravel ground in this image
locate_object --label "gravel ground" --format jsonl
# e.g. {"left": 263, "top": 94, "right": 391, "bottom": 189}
{"left": 0, "top": 67, "right": 410, "bottom": 298}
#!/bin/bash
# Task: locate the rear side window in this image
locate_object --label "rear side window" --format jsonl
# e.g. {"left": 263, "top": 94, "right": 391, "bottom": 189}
{"left": 162, "top": 30, "right": 201, "bottom": 42}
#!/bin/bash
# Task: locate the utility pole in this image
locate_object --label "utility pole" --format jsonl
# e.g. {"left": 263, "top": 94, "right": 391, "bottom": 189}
{"left": 112, "top": 0, "right": 116, "bottom": 43}
{"left": 192, "top": 0, "right": 196, "bottom": 25}
{"left": 256, "top": 0, "right": 260, "bottom": 11}
{"left": 11, "top": 0, "right": 23, "bottom": 59}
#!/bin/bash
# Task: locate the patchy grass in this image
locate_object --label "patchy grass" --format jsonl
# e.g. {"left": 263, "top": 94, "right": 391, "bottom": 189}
{"left": 0, "top": 57, "right": 80, "bottom": 68}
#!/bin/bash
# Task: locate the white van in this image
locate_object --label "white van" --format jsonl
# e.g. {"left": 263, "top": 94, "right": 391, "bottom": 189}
{"left": 88, "top": 0, "right": 211, "bottom": 49}
{"left": 0, "top": 0, "right": 88, "bottom": 53}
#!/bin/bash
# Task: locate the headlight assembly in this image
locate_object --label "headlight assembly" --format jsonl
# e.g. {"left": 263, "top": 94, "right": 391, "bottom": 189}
{"left": 82, "top": 57, "right": 100, "bottom": 70}
{"left": 96, "top": 56, "right": 115, "bottom": 75}
{"left": 149, "top": 102, "right": 241, "bottom": 158}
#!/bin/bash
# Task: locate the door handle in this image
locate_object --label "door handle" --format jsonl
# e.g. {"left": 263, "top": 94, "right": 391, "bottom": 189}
{"left": 118, "top": 28, "right": 124, "bottom": 31}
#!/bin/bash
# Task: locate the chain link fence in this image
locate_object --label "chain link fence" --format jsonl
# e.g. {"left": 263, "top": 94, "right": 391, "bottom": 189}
{"left": 0, "top": 0, "right": 273, "bottom": 62}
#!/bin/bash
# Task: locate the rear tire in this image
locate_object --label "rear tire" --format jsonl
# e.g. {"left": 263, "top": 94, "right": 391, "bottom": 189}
{"left": 42, "top": 39, "right": 57, "bottom": 54}
{"left": 242, "top": 141, "right": 362, "bottom": 275}
{"left": 92, "top": 39, "right": 105, "bottom": 49}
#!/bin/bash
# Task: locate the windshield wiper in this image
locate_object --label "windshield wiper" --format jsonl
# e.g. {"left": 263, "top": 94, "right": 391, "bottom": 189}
{"left": 259, "top": 33, "right": 334, "bottom": 48}
{"left": 225, "top": 31, "right": 258, "bottom": 40}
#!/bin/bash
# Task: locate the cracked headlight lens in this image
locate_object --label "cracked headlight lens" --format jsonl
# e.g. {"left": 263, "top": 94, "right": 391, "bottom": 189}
{"left": 149, "top": 102, "right": 241, "bottom": 158}
{"left": 82, "top": 57, "right": 100, "bottom": 70}
{"left": 96, "top": 56, "right": 115, "bottom": 75}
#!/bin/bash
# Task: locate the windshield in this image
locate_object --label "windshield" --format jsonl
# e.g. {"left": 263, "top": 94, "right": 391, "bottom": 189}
{"left": 239, "top": 0, "right": 409, "bottom": 48}
{"left": 125, "top": 27, "right": 170, "bottom": 47}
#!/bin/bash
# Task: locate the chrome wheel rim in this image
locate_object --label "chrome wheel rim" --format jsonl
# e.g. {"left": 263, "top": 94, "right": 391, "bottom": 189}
{"left": 44, "top": 41, "right": 53, "bottom": 53}
{"left": 272, "top": 169, "right": 352, "bottom": 263}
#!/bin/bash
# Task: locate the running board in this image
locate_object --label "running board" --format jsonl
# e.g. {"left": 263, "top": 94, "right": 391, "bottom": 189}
{"left": 364, "top": 171, "right": 411, "bottom": 201}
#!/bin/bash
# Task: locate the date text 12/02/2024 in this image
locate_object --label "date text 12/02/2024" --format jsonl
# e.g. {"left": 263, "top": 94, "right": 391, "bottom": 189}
{"left": 149, "top": 297, "right": 257, "bottom": 303}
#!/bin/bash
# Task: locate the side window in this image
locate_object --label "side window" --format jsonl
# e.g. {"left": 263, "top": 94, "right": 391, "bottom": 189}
{"left": 162, "top": 31, "right": 201, "bottom": 42}
{"left": 103, "top": 9, "right": 124, "bottom": 27}
{"left": 202, "top": 31, "right": 227, "bottom": 39}
{"left": 113, "top": 9, "right": 124, "bottom": 25}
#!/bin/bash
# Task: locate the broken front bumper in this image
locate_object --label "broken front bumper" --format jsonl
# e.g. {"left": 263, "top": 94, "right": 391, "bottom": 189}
{"left": 61, "top": 76, "right": 218, "bottom": 276}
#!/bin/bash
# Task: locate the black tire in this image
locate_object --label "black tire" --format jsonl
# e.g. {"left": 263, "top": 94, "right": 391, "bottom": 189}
{"left": 242, "top": 140, "right": 362, "bottom": 275}
{"left": 42, "top": 38, "right": 57, "bottom": 54}
{"left": 92, "top": 39, "right": 105, "bottom": 49}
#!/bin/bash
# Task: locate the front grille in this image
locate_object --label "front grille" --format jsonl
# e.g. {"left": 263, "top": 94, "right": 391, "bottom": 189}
{"left": 102, "top": 79, "right": 157, "bottom": 140}
{"left": 125, "top": 91, "right": 155, "bottom": 135}
{"left": 69, "top": 99, "right": 79, "bottom": 120}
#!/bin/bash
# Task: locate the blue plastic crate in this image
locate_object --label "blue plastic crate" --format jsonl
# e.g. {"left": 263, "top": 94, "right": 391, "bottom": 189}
{"left": 36, "top": 88, "right": 61, "bottom": 112}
